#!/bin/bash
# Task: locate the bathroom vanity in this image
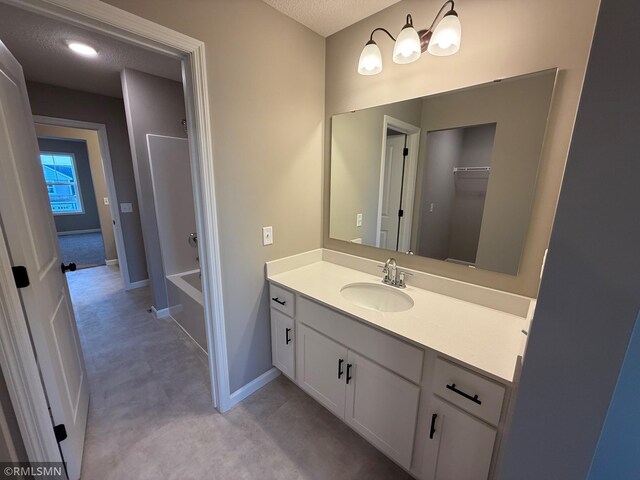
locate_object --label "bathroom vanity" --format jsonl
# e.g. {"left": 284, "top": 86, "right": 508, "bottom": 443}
{"left": 266, "top": 249, "right": 534, "bottom": 480}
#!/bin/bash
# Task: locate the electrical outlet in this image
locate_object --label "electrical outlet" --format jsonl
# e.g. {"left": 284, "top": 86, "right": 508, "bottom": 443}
{"left": 262, "top": 226, "right": 273, "bottom": 246}
{"left": 356, "top": 213, "right": 363, "bottom": 227}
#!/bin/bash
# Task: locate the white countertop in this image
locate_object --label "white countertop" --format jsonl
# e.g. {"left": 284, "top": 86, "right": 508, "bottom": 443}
{"left": 268, "top": 261, "right": 528, "bottom": 383}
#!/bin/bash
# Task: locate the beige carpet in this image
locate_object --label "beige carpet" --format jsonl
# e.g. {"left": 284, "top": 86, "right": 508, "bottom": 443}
{"left": 68, "top": 266, "right": 411, "bottom": 479}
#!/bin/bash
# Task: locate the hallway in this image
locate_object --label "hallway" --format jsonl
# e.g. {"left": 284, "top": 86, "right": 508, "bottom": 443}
{"left": 69, "top": 266, "right": 410, "bottom": 479}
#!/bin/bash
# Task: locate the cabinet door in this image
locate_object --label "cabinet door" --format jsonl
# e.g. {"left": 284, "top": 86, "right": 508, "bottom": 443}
{"left": 297, "top": 324, "right": 348, "bottom": 417}
{"left": 425, "top": 397, "right": 497, "bottom": 480}
{"left": 271, "top": 309, "right": 295, "bottom": 379}
{"left": 344, "top": 351, "right": 420, "bottom": 469}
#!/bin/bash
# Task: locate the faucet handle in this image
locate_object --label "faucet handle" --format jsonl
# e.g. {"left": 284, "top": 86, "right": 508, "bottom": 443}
{"left": 398, "top": 270, "right": 413, "bottom": 288}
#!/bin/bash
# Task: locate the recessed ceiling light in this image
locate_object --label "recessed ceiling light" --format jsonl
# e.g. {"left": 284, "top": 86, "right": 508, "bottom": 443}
{"left": 68, "top": 42, "right": 97, "bottom": 57}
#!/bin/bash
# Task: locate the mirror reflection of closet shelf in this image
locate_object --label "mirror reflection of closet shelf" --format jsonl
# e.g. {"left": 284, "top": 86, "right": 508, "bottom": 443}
{"left": 329, "top": 69, "right": 557, "bottom": 276}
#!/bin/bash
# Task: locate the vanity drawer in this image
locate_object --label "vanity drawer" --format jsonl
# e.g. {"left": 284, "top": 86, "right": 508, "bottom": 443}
{"left": 432, "top": 357, "right": 505, "bottom": 426}
{"left": 298, "top": 296, "right": 423, "bottom": 384}
{"left": 269, "top": 283, "right": 295, "bottom": 317}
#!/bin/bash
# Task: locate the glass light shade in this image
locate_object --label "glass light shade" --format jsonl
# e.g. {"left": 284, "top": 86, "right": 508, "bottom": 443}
{"left": 392, "top": 26, "right": 421, "bottom": 64}
{"left": 427, "top": 12, "right": 461, "bottom": 56}
{"left": 358, "top": 42, "right": 383, "bottom": 75}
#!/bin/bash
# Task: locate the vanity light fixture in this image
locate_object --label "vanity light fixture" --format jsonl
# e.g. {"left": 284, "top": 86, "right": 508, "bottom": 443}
{"left": 67, "top": 42, "right": 98, "bottom": 57}
{"left": 357, "top": 0, "right": 461, "bottom": 76}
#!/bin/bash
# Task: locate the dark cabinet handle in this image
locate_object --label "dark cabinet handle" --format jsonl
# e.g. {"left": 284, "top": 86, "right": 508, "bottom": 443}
{"left": 430, "top": 413, "right": 438, "bottom": 439}
{"left": 285, "top": 328, "right": 291, "bottom": 344}
{"left": 61, "top": 262, "right": 77, "bottom": 274}
{"left": 271, "top": 297, "right": 286, "bottom": 306}
{"left": 346, "top": 363, "right": 352, "bottom": 384}
{"left": 338, "top": 359, "right": 344, "bottom": 379}
{"left": 446, "top": 383, "right": 482, "bottom": 405}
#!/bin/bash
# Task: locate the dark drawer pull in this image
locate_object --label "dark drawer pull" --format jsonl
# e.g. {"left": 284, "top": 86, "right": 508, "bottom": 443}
{"left": 446, "top": 383, "right": 482, "bottom": 405}
{"left": 338, "top": 359, "right": 344, "bottom": 379}
{"left": 285, "top": 328, "right": 292, "bottom": 344}
{"left": 272, "top": 297, "right": 286, "bottom": 306}
{"left": 346, "top": 363, "right": 353, "bottom": 384}
{"left": 429, "top": 413, "right": 438, "bottom": 439}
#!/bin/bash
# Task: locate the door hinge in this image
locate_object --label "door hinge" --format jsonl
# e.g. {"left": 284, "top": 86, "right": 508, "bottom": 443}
{"left": 403, "top": 147, "right": 409, "bottom": 156}
{"left": 53, "top": 424, "right": 67, "bottom": 443}
{"left": 398, "top": 209, "right": 404, "bottom": 218}
{"left": 11, "top": 266, "right": 30, "bottom": 288}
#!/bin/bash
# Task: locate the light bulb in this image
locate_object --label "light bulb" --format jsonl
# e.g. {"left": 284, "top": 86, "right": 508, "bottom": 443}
{"left": 427, "top": 11, "right": 461, "bottom": 56}
{"left": 68, "top": 42, "right": 98, "bottom": 57}
{"left": 358, "top": 41, "right": 382, "bottom": 75}
{"left": 393, "top": 25, "right": 421, "bottom": 64}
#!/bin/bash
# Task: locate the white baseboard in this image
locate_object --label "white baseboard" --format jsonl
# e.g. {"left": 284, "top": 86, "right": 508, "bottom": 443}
{"left": 127, "top": 279, "right": 149, "bottom": 290}
{"left": 151, "top": 306, "right": 170, "bottom": 319}
{"left": 105, "top": 259, "right": 119, "bottom": 266}
{"left": 227, "top": 368, "right": 280, "bottom": 410}
{"left": 57, "top": 228, "right": 101, "bottom": 236}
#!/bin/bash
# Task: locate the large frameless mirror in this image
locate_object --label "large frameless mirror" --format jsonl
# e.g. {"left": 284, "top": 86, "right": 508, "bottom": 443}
{"left": 329, "top": 69, "right": 557, "bottom": 275}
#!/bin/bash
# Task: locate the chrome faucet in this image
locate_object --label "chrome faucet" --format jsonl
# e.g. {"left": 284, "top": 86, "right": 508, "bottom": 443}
{"left": 380, "top": 258, "right": 411, "bottom": 288}
{"left": 382, "top": 258, "right": 397, "bottom": 285}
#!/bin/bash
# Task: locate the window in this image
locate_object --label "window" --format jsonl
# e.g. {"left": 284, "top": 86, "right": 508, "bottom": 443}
{"left": 40, "top": 153, "right": 84, "bottom": 215}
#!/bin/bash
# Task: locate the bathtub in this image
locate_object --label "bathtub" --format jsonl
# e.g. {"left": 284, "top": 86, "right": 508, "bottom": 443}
{"left": 166, "top": 269, "right": 207, "bottom": 353}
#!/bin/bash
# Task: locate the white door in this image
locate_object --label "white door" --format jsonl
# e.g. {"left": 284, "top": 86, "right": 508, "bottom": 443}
{"left": 296, "top": 324, "right": 347, "bottom": 417}
{"left": 344, "top": 351, "right": 420, "bottom": 469}
{"left": 270, "top": 309, "right": 295, "bottom": 380}
{"left": 0, "top": 42, "right": 88, "bottom": 479}
{"left": 379, "top": 134, "right": 406, "bottom": 250}
{"left": 424, "top": 397, "right": 496, "bottom": 480}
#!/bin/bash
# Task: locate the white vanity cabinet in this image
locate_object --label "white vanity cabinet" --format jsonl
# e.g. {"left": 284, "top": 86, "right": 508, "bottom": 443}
{"left": 344, "top": 350, "right": 421, "bottom": 468}
{"left": 269, "top": 284, "right": 296, "bottom": 380}
{"left": 297, "top": 323, "right": 347, "bottom": 416}
{"left": 424, "top": 396, "right": 497, "bottom": 480}
{"left": 420, "top": 358, "right": 506, "bottom": 480}
{"left": 296, "top": 322, "right": 420, "bottom": 469}
{"left": 268, "top": 279, "right": 517, "bottom": 480}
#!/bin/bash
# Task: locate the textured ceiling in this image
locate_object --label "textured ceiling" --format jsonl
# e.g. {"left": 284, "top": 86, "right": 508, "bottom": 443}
{"left": 261, "top": 0, "right": 402, "bottom": 37}
{"left": 0, "top": 3, "right": 181, "bottom": 98}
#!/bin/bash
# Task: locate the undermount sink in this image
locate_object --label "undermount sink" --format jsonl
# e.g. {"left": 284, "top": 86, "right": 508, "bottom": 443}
{"left": 340, "top": 282, "right": 414, "bottom": 313}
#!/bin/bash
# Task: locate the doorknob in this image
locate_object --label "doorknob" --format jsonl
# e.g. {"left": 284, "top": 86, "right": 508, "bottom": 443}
{"left": 61, "top": 262, "right": 77, "bottom": 274}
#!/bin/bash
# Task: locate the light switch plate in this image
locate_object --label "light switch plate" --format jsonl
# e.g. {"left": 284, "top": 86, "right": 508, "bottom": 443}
{"left": 262, "top": 226, "right": 273, "bottom": 246}
{"left": 103, "top": 197, "right": 110, "bottom": 205}
{"left": 356, "top": 213, "right": 363, "bottom": 227}
{"left": 120, "top": 203, "right": 133, "bottom": 213}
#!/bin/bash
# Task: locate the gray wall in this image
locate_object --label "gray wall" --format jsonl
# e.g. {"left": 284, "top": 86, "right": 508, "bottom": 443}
{"left": 121, "top": 69, "right": 188, "bottom": 310}
{"left": 26, "top": 82, "right": 148, "bottom": 282}
{"left": 38, "top": 138, "right": 101, "bottom": 233}
{"left": 498, "top": 0, "right": 640, "bottom": 478}
{"left": 415, "top": 128, "right": 461, "bottom": 259}
{"left": 324, "top": 0, "right": 599, "bottom": 297}
{"left": 105, "top": 0, "right": 325, "bottom": 394}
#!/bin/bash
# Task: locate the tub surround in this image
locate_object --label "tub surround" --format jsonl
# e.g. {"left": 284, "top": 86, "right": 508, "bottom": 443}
{"left": 266, "top": 248, "right": 535, "bottom": 478}
{"left": 166, "top": 269, "right": 206, "bottom": 353}
{"left": 267, "top": 249, "right": 533, "bottom": 383}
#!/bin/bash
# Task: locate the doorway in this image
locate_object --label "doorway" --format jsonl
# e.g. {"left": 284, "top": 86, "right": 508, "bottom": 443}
{"left": 0, "top": 1, "right": 229, "bottom": 478}
{"left": 376, "top": 115, "right": 421, "bottom": 253}
{"left": 38, "top": 135, "right": 109, "bottom": 269}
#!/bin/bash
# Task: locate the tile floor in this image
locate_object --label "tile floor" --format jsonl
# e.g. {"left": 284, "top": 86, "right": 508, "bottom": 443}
{"left": 69, "top": 266, "right": 411, "bottom": 479}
